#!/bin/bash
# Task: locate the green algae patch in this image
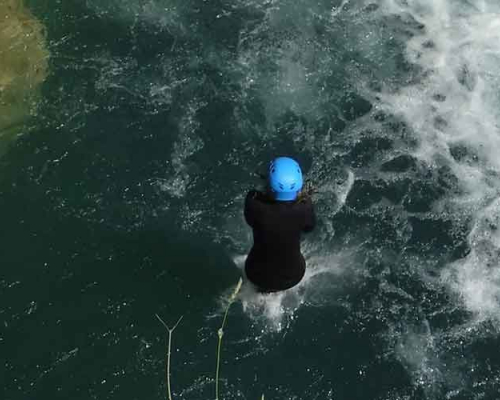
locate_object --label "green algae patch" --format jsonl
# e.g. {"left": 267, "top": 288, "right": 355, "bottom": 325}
{"left": 0, "top": 0, "right": 49, "bottom": 156}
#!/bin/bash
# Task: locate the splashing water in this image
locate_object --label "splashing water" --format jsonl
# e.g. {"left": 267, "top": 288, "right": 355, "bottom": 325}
{"left": 3, "top": 0, "right": 500, "bottom": 399}
{"left": 375, "top": 0, "right": 500, "bottom": 324}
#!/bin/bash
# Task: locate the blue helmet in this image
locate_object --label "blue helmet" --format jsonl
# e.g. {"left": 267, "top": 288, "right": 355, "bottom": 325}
{"left": 269, "top": 157, "right": 303, "bottom": 201}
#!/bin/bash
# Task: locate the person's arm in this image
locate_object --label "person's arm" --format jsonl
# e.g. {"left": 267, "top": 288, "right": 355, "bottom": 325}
{"left": 302, "top": 196, "right": 316, "bottom": 233}
{"left": 244, "top": 190, "right": 258, "bottom": 228}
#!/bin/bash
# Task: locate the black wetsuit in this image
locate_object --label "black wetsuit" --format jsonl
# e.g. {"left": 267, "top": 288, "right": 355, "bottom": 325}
{"left": 244, "top": 190, "right": 316, "bottom": 292}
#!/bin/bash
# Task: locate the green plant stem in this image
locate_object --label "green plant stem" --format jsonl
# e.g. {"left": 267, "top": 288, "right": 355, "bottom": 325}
{"left": 156, "top": 314, "right": 183, "bottom": 400}
{"left": 215, "top": 332, "right": 223, "bottom": 400}
{"left": 215, "top": 301, "right": 231, "bottom": 400}
{"left": 215, "top": 278, "right": 242, "bottom": 400}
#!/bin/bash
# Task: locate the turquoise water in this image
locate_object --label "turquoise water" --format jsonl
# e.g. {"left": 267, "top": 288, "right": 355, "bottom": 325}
{"left": 2, "top": 0, "right": 500, "bottom": 399}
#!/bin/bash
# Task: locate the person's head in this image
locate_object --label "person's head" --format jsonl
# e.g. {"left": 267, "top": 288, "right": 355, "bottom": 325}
{"left": 268, "top": 157, "right": 303, "bottom": 201}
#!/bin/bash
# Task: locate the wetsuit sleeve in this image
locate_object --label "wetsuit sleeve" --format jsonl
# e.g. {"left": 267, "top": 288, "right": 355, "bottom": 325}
{"left": 302, "top": 196, "right": 316, "bottom": 233}
{"left": 244, "top": 190, "right": 258, "bottom": 227}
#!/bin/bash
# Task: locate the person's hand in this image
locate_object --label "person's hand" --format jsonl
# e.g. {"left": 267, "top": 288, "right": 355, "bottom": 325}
{"left": 297, "top": 182, "right": 317, "bottom": 202}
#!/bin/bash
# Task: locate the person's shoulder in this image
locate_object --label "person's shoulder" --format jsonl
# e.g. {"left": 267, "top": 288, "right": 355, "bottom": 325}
{"left": 246, "top": 190, "right": 273, "bottom": 204}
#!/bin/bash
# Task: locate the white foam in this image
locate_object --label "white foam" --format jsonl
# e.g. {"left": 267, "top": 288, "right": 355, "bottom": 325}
{"left": 375, "top": 0, "right": 500, "bottom": 322}
{"left": 442, "top": 197, "right": 500, "bottom": 322}
{"left": 334, "top": 170, "right": 356, "bottom": 210}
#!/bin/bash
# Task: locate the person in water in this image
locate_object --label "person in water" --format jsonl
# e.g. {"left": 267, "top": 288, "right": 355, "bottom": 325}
{"left": 244, "top": 157, "right": 316, "bottom": 293}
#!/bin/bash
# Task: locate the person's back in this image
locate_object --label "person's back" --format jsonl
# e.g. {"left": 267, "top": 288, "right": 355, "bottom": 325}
{"left": 244, "top": 157, "right": 316, "bottom": 292}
